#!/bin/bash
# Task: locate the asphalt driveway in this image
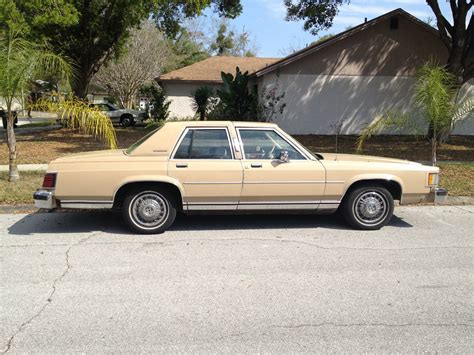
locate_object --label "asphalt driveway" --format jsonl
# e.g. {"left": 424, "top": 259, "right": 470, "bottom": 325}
{"left": 1, "top": 206, "right": 473, "bottom": 353}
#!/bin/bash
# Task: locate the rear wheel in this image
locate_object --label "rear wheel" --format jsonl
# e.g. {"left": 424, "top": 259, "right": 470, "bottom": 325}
{"left": 341, "top": 186, "right": 394, "bottom": 230}
{"left": 122, "top": 189, "right": 177, "bottom": 234}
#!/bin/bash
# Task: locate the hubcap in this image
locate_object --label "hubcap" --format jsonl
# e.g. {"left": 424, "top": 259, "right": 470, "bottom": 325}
{"left": 353, "top": 191, "right": 388, "bottom": 225}
{"left": 130, "top": 192, "right": 168, "bottom": 229}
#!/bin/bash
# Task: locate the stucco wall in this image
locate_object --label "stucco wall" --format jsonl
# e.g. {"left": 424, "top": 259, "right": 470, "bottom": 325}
{"left": 163, "top": 82, "right": 222, "bottom": 119}
{"left": 260, "top": 73, "right": 474, "bottom": 135}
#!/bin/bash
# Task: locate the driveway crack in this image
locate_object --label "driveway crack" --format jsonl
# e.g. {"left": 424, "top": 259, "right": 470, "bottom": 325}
{"left": 1, "top": 233, "right": 96, "bottom": 354}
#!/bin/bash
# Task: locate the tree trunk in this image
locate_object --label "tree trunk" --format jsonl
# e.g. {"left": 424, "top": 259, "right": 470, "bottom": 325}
{"left": 200, "top": 110, "right": 205, "bottom": 121}
{"left": 72, "top": 67, "right": 93, "bottom": 99}
{"left": 6, "top": 111, "right": 19, "bottom": 182}
{"left": 431, "top": 137, "right": 437, "bottom": 166}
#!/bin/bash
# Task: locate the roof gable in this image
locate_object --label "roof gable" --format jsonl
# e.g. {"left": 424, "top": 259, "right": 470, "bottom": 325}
{"left": 254, "top": 8, "right": 443, "bottom": 77}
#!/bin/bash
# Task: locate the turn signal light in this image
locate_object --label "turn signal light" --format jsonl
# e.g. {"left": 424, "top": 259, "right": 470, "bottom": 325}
{"left": 428, "top": 173, "right": 439, "bottom": 186}
{"left": 42, "top": 173, "right": 57, "bottom": 188}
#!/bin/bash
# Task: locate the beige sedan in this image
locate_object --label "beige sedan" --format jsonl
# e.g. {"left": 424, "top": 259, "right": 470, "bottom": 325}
{"left": 34, "top": 121, "right": 446, "bottom": 233}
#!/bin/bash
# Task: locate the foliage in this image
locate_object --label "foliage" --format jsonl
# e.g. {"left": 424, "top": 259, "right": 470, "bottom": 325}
{"left": 166, "top": 27, "right": 210, "bottom": 71}
{"left": 12, "top": 0, "right": 243, "bottom": 98}
{"left": 34, "top": 97, "right": 117, "bottom": 149}
{"left": 192, "top": 86, "right": 215, "bottom": 120}
{"left": 139, "top": 84, "right": 171, "bottom": 121}
{"left": 210, "top": 23, "right": 234, "bottom": 55}
{"left": 0, "top": 22, "right": 72, "bottom": 181}
{"left": 94, "top": 22, "right": 173, "bottom": 109}
{"left": 312, "top": 33, "right": 335, "bottom": 45}
{"left": 357, "top": 63, "right": 474, "bottom": 165}
{"left": 258, "top": 85, "right": 286, "bottom": 122}
{"left": 209, "top": 19, "right": 257, "bottom": 57}
{"left": 284, "top": 0, "right": 349, "bottom": 35}
{"left": 211, "top": 67, "right": 258, "bottom": 120}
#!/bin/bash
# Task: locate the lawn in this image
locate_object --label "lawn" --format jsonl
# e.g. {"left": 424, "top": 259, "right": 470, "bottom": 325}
{"left": 0, "top": 171, "right": 43, "bottom": 204}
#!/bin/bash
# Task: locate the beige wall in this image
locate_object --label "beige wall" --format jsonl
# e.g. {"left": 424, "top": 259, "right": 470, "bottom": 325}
{"left": 163, "top": 82, "right": 222, "bottom": 119}
{"left": 260, "top": 73, "right": 473, "bottom": 135}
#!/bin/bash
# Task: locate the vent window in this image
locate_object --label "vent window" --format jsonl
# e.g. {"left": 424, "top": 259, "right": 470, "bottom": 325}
{"left": 390, "top": 16, "right": 399, "bottom": 30}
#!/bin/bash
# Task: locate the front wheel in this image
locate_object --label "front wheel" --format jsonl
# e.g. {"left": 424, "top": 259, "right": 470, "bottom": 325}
{"left": 122, "top": 189, "right": 177, "bottom": 234}
{"left": 341, "top": 186, "right": 394, "bottom": 230}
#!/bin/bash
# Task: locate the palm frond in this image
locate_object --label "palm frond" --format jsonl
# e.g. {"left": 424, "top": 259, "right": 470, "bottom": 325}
{"left": 33, "top": 98, "right": 117, "bottom": 149}
{"left": 452, "top": 98, "right": 474, "bottom": 125}
{"left": 356, "top": 112, "right": 421, "bottom": 153}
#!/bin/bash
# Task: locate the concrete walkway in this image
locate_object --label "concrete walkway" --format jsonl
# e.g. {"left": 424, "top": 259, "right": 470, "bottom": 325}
{"left": 0, "top": 164, "right": 47, "bottom": 172}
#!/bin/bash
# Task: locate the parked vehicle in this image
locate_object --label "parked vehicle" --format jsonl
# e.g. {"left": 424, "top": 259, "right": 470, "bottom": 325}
{"left": 34, "top": 121, "right": 447, "bottom": 233}
{"left": 1, "top": 108, "right": 18, "bottom": 129}
{"left": 90, "top": 103, "right": 148, "bottom": 127}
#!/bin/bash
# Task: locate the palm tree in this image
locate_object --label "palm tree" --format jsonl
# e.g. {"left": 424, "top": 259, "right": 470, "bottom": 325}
{"left": 357, "top": 62, "right": 473, "bottom": 166}
{"left": 0, "top": 28, "right": 116, "bottom": 182}
{"left": 192, "top": 86, "right": 214, "bottom": 120}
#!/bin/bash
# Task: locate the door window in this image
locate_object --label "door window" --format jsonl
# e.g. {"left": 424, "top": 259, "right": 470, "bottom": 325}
{"left": 174, "top": 129, "right": 232, "bottom": 159}
{"left": 238, "top": 129, "right": 305, "bottom": 160}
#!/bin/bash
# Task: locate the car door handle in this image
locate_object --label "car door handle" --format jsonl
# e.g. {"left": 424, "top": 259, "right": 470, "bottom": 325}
{"left": 251, "top": 163, "right": 262, "bottom": 168}
{"left": 176, "top": 163, "right": 188, "bottom": 168}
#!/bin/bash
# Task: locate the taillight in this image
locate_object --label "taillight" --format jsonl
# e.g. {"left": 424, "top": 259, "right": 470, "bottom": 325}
{"left": 42, "top": 173, "right": 57, "bottom": 188}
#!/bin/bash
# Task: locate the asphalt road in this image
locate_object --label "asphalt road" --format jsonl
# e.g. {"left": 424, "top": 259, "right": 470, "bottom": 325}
{"left": 1, "top": 206, "right": 473, "bottom": 353}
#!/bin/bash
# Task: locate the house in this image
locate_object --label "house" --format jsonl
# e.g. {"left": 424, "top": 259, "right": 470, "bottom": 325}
{"left": 157, "top": 56, "right": 279, "bottom": 118}
{"left": 158, "top": 9, "right": 473, "bottom": 134}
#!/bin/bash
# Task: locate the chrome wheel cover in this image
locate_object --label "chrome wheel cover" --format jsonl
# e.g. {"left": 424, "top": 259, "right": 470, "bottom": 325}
{"left": 129, "top": 191, "right": 169, "bottom": 230}
{"left": 353, "top": 191, "right": 388, "bottom": 226}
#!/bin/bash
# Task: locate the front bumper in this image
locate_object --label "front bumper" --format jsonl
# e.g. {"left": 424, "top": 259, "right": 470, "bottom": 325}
{"left": 434, "top": 187, "right": 448, "bottom": 203}
{"left": 33, "top": 190, "right": 56, "bottom": 209}
{"left": 424, "top": 187, "right": 448, "bottom": 204}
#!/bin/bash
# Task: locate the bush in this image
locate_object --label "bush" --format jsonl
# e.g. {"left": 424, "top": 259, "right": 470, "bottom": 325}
{"left": 139, "top": 84, "right": 171, "bottom": 121}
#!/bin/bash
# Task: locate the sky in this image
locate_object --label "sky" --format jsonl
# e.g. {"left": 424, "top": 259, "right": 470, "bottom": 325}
{"left": 199, "top": 0, "right": 457, "bottom": 57}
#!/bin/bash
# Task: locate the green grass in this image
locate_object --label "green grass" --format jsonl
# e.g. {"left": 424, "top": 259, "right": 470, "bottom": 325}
{"left": 439, "top": 163, "right": 474, "bottom": 197}
{"left": 0, "top": 171, "right": 43, "bottom": 204}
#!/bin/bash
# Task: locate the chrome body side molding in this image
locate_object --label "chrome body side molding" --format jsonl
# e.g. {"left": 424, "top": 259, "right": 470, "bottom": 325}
{"left": 185, "top": 200, "right": 340, "bottom": 211}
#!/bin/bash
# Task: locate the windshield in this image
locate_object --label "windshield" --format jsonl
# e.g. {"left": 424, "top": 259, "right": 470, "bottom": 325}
{"left": 125, "top": 128, "right": 160, "bottom": 154}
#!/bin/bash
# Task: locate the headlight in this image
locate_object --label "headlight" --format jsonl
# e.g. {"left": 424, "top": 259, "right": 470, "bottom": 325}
{"left": 428, "top": 173, "right": 439, "bottom": 186}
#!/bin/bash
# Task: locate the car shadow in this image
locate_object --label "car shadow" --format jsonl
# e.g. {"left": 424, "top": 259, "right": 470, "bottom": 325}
{"left": 6, "top": 210, "right": 412, "bottom": 236}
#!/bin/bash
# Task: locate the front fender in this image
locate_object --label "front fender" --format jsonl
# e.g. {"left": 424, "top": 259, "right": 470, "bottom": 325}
{"left": 341, "top": 174, "right": 405, "bottom": 199}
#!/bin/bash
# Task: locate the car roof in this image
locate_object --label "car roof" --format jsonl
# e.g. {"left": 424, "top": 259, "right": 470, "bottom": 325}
{"left": 163, "top": 120, "right": 278, "bottom": 128}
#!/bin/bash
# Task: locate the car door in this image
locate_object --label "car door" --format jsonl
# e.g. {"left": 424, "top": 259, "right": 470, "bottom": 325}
{"left": 236, "top": 128, "right": 326, "bottom": 210}
{"left": 168, "top": 127, "right": 243, "bottom": 211}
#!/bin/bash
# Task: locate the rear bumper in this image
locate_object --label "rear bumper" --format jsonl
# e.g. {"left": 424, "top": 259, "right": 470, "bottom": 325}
{"left": 33, "top": 190, "right": 56, "bottom": 209}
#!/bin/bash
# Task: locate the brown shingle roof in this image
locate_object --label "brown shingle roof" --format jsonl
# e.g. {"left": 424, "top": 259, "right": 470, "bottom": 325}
{"left": 158, "top": 56, "right": 280, "bottom": 83}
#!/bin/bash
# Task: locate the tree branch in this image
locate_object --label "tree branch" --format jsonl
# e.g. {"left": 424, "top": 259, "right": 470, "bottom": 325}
{"left": 426, "top": 0, "right": 454, "bottom": 48}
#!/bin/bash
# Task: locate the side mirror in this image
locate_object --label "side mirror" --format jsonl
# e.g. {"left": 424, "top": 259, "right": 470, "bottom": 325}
{"left": 278, "top": 150, "right": 289, "bottom": 163}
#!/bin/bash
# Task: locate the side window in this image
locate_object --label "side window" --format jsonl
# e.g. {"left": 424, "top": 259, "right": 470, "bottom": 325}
{"left": 174, "top": 129, "right": 232, "bottom": 159}
{"left": 239, "top": 129, "right": 305, "bottom": 160}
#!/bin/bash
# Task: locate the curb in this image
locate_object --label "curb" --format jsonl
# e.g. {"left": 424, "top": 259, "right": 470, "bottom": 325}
{"left": 0, "top": 164, "right": 48, "bottom": 172}
{"left": 0, "top": 125, "right": 62, "bottom": 136}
